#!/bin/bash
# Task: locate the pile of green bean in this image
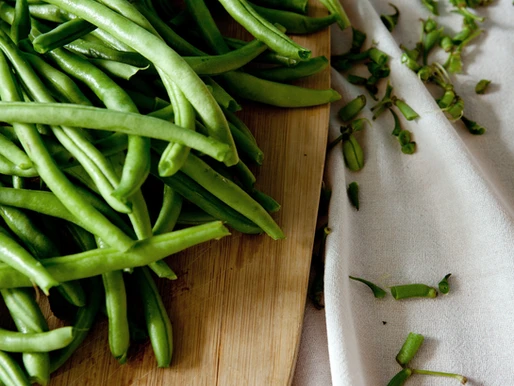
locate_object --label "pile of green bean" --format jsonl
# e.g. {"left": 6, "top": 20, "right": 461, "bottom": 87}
{"left": 0, "top": 0, "right": 346, "bottom": 384}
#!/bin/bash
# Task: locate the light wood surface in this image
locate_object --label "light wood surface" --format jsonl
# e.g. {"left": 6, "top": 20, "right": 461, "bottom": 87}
{"left": 25, "top": 2, "right": 331, "bottom": 385}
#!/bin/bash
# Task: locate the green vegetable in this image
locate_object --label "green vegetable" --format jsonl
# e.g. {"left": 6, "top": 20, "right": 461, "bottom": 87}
{"left": 411, "top": 368, "right": 468, "bottom": 383}
{"left": 461, "top": 116, "right": 486, "bottom": 135}
{"left": 421, "top": 0, "right": 439, "bottom": 15}
{"left": 387, "top": 368, "right": 412, "bottom": 386}
{"left": 343, "top": 134, "right": 365, "bottom": 172}
{"left": 438, "top": 273, "right": 452, "bottom": 294}
{"left": 475, "top": 79, "right": 491, "bottom": 94}
{"left": 390, "top": 284, "right": 438, "bottom": 300}
{"left": 381, "top": 3, "right": 400, "bottom": 32}
{"left": 396, "top": 332, "right": 424, "bottom": 366}
{"left": 347, "top": 182, "right": 360, "bottom": 210}
{"left": 349, "top": 276, "right": 387, "bottom": 298}
{"left": 339, "top": 95, "right": 367, "bottom": 122}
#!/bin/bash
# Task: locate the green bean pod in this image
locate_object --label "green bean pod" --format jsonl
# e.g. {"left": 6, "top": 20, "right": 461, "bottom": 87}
{"left": 396, "top": 332, "right": 424, "bottom": 366}
{"left": 204, "top": 76, "right": 241, "bottom": 112}
{"left": 10, "top": 0, "right": 30, "bottom": 45}
{"left": 152, "top": 185, "right": 183, "bottom": 236}
{"left": 64, "top": 39, "right": 150, "bottom": 67}
{"left": 184, "top": 39, "right": 268, "bottom": 75}
{"left": 0, "top": 350, "right": 31, "bottom": 386}
{"left": 342, "top": 134, "right": 364, "bottom": 172}
{"left": 185, "top": 0, "right": 230, "bottom": 54}
{"left": 252, "top": 0, "right": 308, "bottom": 14}
{"left": 387, "top": 368, "right": 412, "bottom": 386}
{"left": 134, "top": 267, "right": 173, "bottom": 367}
{"left": 0, "top": 327, "right": 74, "bottom": 353}
{"left": 339, "top": 95, "right": 366, "bottom": 122}
{"left": 390, "top": 284, "right": 437, "bottom": 300}
{"left": 250, "top": 3, "right": 337, "bottom": 34}
{"left": 248, "top": 56, "right": 329, "bottom": 83}
{"left": 222, "top": 71, "right": 341, "bottom": 107}
{"left": 32, "top": 18, "right": 97, "bottom": 54}
{"left": 0, "top": 221, "right": 231, "bottom": 289}
{"left": 218, "top": 0, "right": 311, "bottom": 60}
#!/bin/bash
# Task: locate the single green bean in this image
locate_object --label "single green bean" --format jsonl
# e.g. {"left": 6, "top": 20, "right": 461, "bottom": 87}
{"left": 152, "top": 185, "right": 183, "bottom": 235}
{"left": 222, "top": 107, "right": 257, "bottom": 145}
{"left": 10, "top": 0, "right": 29, "bottom": 44}
{"left": 184, "top": 39, "right": 268, "bottom": 75}
{"left": 221, "top": 71, "right": 341, "bottom": 107}
{"left": 88, "top": 59, "right": 148, "bottom": 80}
{"left": 180, "top": 154, "right": 284, "bottom": 239}
{"left": 218, "top": 0, "right": 311, "bottom": 60}
{"left": 177, "top": 208, "right": 217, "bottom": 225}
{"left": 390, "top": 284, "right": 437, "bottom": 300}
{"left": 252, "top": 0, "right": 308, "bottom": 14}
{"left": 0, "top": 225, "right": 58, "bottom": 294}
{"left": 0, "top": 350, "right": 31, "bottom": 386}
{"left": 204, "top": 76, "right": 241, "bottom": 112}
{"left": 0, "top": 132, "right": 32, "bottom": 170}
{"left": 396, "top": 332, "right": 424, "bottom": 366}
{"left": 251, "top": 189, "right": 281, "bottom": 213}
{"left": 32, "top": 18, "right": 97, "bottom": 53}
{"left": 339, "top": 95, "right": 366, "bottom": 122}
{"left": 0, "top": 327, "right": 74, "bottom": 353}
{"left": 185, "top": 0, "right": 230, "bottom": 54}
{"left": 0, "top": 102, "right": 231, "bottom": 163}
{"left": 248, "top": 56, "right": 329, "bottom": 82}
{"left": 134, "top": 267, "right": 173, "bottom": 367}
{"left": 0, "top": 221, "right": 230, "bottom": 289}
{"left": 228, "top": 122, "right": 264, "bottom": 164}
{"left": 387, "top": 368, "right": 412, "bottom": 386}
{"left": 250, "top": 3, "right": 337, "bottom": 34}
{"left": 26, "top": 3, "right": 69, "bottom": 23}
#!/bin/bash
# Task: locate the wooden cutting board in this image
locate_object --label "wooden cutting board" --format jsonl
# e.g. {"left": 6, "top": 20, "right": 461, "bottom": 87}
{"left": 45, "top": 2, "right": 331, "bottom": 385}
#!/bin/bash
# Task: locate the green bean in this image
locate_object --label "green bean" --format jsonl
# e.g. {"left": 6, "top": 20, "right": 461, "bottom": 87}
{"left": 339, "top": 95, "right": 366, "bottom": 122}
{"left": 393, "top": 98, "right": 419, "bottom": 121}
{"left": 349, "top": 276, "right": 386, "bottom": 298}
{"left": 88, "top": 59, "right": 148, "bottom": 80}
{"left": 20, "top": 51, "right": 92, "bottom": 105}
{"left": 0, "top": 223, "right": 58, "bottom": 294}
{"left": 221, "top": 71, "right": 341, "bottom": 107}
{"left": 134, "top": 267, "right": 173, "bottom": 367}
{"left": 64, "top": 38, "right": 151, "bottom": 67}
{"left": 342, "top": 134, "right": 364, "bottom": 172}
{"left": 222, "top": 107, "right": 257, "bottom": 145}
{"left": 50, "top": 277, "right": 102, "bottom": 373}
{"left": 390, "top": 284, "right": 437, "bottom": 300}
{"left": 475, "top": 79, "right": 491, "bottom": 94}
{"left": 228, "top": 122, "right": 264, "bottom": 164}
{"left": 180, "top": 154, "right": 284, "bottom": 239}
{"left": 32, "top": 18, "right": 97, "bottom": 53}
{"left": 0, "top": 102, "right": 232, "bottom": 163}
{"left": 347, "top": 182, "right": 359, "bottom": 210}
{"left": 232, "top": 160, "right": 257, "bottom": 190}
{"left": 151, "top": 161, "right": 262, "bottom": 234}
{"left": 0, "top": 133, "right": 32, "bottom": 170}
{"left": 10, "top": 0, "right": 29, "bottom": 44}
{"left": 411, "top": 368, "right": 468, "bottom": 383}
{"left": 218, "top": 0, "right": 311, "bottom": 60}
{"left": 45, "top": 0, "right": 239, "bottom": 166}
{"left": 0, "top": 327, "right": 74, "bottom": 353}
{"left": 0, "top": 155, "right": 37, "bottom": 177}
{"left": 185, "top": 0, "right": 230, "bottom": 54}
{"left": 250, "top": 3, "right": 337, "bottom": 34}
{"left": 1, "top": 288, "right": 50, "bottom": 385}
{"left": 26, "top": 3, "right": 69, "bottom": 23}
{"left": 225, "top": 37, "right": 300, "bottom": 67}
{"left": 251, "top": 189, "right": 281, "bottom": 213}
{"left": 438, "top": 273, "right": 452, "bottom": 294}
{"left": 396, "top": 332, "right": 424, "bottom": 366}
{"left": 184, "top": 39, "right": 268, "bottom": 75}
{"left": 101, "top": 267, "right": 130, "bottom": 363}
{"left": 319, "top": 0, "right": 351, "bottom": 30}
{"left": 248, "top": 56, "right": 329, "bottom": 82}
{"left": 0, "top": 36, "right": 135, "bottom": 251}
{"left": 152, "top": 185, "right": 182, "bottom": 235}
{"left": 0, "top": 350, "right": 31, "bottom": 386}
{"left": 204, "top": 76, "right": 241, "bottom": 112}
{"left": 177, "top": 208, "right": 217, "bottom": 225}
{"left": 252, "top": 0, "right": 308, "bottom": 14}
{"left": 461, "top": 116, "right": 486, "bottom": 135}
{"left": 0, "top": 221, "right": 231, "bottom": 289}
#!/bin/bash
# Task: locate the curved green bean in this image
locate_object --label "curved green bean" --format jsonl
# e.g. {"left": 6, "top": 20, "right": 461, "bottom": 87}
{"left": 203, "top": 76, "right": 241, "bottom": 112}
{"left": 0, "top": 350, "right": 31, "bottom": 386}
{"left": 65, "top": 39, "right": 150, "bottom": 67}
{"left": 0, "top": 327, "right": 74, "bottom": 353}
{"left": 135, "top": 267, "right": 173, "bottom": 367}
{"left": 248, "top": 56, "right": 329, "bottom": 82}
{"left": 0, "top": 102, "right": 231, "bottom": 163}
{"left": 184, "top": 39, "right": 268, "bottom": 75}
{"left": 185, "top": 0, "right": 230, "bottom": 54}
{"left": 152, "top": 186, "right": 183, "bottom": 236}
{"left": 228, "top": 122, "right": 264, "bottom": 164}
{"left": 32, "top": 18, "right": 97, "bottom": 53}
{"left": 218, "top": 0, "right": 311, "bottom": 60}
{"left": 0, "top": 133, "right": 32, "bottom": 170}
{"left": 0, "top": 221, "right": 230, "bottom": 289}
{"left": 250, "top": 3, "right": 337, "bottom": 34}
{"left": 222, "top": 71, "right": 341, "bottom": 107}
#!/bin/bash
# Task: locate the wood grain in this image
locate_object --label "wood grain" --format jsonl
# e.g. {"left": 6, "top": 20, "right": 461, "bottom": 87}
{"left": 10, "top": 2, "right": 331, "bottom": 385}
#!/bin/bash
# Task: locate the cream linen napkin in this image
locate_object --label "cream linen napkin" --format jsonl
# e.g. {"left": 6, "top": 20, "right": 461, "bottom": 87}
{"left": 294, "top": 0, "right": 514, "bottom": 385}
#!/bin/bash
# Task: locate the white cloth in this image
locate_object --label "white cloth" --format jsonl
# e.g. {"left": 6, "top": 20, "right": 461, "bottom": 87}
{"left": 294, "top": 0, "right": 514, "bottom": 385}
